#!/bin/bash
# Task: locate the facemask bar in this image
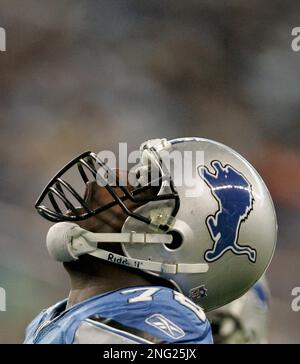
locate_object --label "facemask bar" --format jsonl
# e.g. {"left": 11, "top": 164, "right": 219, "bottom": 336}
{"left": 35, "top": 150, "right": 180, "bottom": 231}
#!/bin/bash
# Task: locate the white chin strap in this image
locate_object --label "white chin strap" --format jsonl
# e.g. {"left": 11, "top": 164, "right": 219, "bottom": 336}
{"left": 46, "top": 222, "right": 209, "bottom": 274}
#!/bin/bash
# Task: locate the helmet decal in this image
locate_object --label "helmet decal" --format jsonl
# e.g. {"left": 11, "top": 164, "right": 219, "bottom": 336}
{"left": 189, "top": 285, "right": 208, "bottom": 300}
{"left": 198, "top": 160, "right": 257, "bottom": 263}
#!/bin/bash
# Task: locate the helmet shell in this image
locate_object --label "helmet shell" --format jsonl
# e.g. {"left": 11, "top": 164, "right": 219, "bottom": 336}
{"left": 122, "top": 138, "right": 277, "bottom": 311}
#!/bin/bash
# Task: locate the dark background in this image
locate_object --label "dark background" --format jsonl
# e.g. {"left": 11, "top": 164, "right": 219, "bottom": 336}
{"left": 0, "top": 0, "right": 299, "bottom": 343}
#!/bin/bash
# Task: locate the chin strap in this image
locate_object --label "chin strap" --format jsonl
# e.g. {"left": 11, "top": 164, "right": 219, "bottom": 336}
{"left": 46, "top": 222, "right": 209, "bottom": 274}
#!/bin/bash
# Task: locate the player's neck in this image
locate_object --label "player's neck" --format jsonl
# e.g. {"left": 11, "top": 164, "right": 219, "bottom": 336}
{"left": 66, "top": 265, "right": 154, "bottom": 309}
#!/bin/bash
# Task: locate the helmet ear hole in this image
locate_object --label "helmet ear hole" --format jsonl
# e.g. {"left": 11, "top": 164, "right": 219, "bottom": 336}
{"left": 165, "top": 230, "right": 183, "bottom": 251}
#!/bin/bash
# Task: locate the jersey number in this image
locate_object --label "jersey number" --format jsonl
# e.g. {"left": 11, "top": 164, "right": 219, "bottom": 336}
{"left": 121, "top": 287, "right": 206, "bottom": 321}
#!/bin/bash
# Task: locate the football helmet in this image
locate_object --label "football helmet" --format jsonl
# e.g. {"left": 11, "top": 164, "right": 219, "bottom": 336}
{"left": 207, "top": 277, "right": 270, "bottom": 343}
{"left": 36, "top": 137, "right": 277, "bottom": 311}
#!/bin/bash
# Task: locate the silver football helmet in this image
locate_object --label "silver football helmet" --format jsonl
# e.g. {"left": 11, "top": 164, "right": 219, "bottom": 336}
{"left": 207, "top": 277, "right": 270, "bottom": 343}
{"left": 36, "top": 137, "right": 277, "bottom": 311}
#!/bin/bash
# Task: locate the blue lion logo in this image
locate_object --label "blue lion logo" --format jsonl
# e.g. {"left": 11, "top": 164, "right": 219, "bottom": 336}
{"left": 198, "top": 160, "right": 256, "bottom": 263}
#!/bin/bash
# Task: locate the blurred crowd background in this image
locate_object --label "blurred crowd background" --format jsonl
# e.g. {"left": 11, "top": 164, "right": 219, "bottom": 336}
{"left": 0, "top": 0, "right": 299, "bottom": 343}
